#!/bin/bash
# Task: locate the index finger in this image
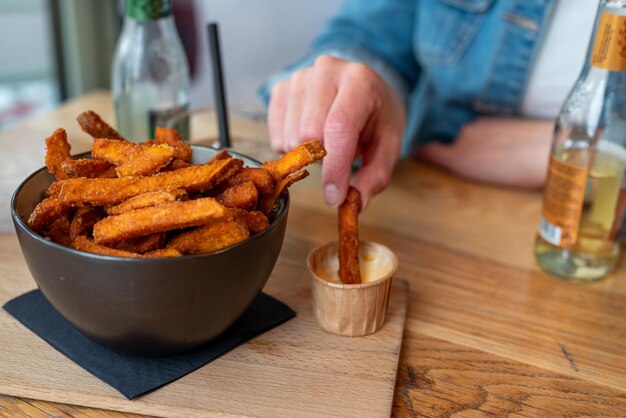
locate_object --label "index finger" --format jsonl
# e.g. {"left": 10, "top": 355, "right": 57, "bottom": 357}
{"left": 322, "top": 78, "right": 380, "bottom": 207}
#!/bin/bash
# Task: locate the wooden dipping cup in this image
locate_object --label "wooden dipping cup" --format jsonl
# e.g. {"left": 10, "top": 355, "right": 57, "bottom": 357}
{"left": 307, "top": 241, "right": 398, "bottom": 337}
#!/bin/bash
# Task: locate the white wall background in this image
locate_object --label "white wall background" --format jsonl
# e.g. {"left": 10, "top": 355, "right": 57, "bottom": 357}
{"left": 189, "top": 0, "right": 344, "bottom": 117}
{"left": 0, "top": 0, "right": 58, "bottom": 129}
{"left": 0, "top": 0, "right": 52, "bottom": 80}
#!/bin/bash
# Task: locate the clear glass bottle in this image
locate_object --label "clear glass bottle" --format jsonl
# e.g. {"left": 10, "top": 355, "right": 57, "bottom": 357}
{"left": 535, "top": 0, "right": 626, "bottom": 282}
{"left": 112, "top": 0, "right": 190, "bottom": 141}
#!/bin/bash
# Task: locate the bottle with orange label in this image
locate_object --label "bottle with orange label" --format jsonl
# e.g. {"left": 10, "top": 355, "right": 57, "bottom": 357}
{"left": 535, "top": 0, "right": 626, "bottom": 282}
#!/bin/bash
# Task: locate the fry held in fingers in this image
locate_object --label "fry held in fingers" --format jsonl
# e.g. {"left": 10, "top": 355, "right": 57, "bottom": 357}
{"left": 338, "top": 186, "right": 362, "bottom": 284}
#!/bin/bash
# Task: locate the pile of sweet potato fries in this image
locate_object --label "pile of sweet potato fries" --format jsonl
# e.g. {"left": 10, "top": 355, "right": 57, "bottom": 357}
{"left": 28, "top": 111, "right": 326, "bottom": 258}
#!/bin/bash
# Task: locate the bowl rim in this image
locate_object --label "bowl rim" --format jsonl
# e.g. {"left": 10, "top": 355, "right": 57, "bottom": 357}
{"left": 10, "top": 144, "right": 289, "bottom": 262}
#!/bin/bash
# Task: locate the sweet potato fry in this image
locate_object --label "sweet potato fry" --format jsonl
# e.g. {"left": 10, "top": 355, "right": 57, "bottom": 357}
{"left": 30, "top": 111, "right": 320, "bottom": 258}
{"left": 143, "top": 248, "right": 182, "bottom": 258}
{"left": 72, "top": 235, "right": 180, "bottom": 258}
{"left": 45, "top": 128, "right": 114, "bottom": 179}
{"left": 33, "top": 159, "right": 240, "bottom": 231}
{"left": 161, "top": 158, "right": 192, "bottom": 172}
{"left": 69, "top": 206, "right": 103, "bottom": 241}
{"left": 42, "top": 215, "right": 72, "bottom": 246}
{"left": 167, "top": 220, "right": 250, "bottom": 255}
{"left": 47, "top": 158, "right": 241, "bottom": 204}
{"left": 154, "top": 126, "right": 192, "bottom": 162}
{"left": 338, "top": 186, "right": 361, "bottom": 285}
{"left": 93, "top": 197, "right": 227, "bottom": 244}
{"left": 92, "top": 138, "right": 175, "bottom": 177}
{"left": 217, "top": 181, "right": 258, "bottom": 210}
{"left": 260, "top": 170, "right": 309, "bottom": 216}
{"left": 45, "top": 181, "right": 63, "bottom": 197}
{"left": 227, "top": 167, "right": 273, "bottom": 196}
{"left": 262, "top": 140, "right": 326, "bottom": 183}
{"left": 229, "top": 208, "right": 269, "bottom": 235}
{"left": 28, "top": 196, "right": 71, "bottom": 232}
{"left": 71, "top": 235, "right": 144, "bottom": 258}
{"left": 76, "top": 110, "right": 125, "bottom": 140}
{"left": 106, "top": 189, "right": 186, "bottom": 215}
{"left": 208, "top": 149, "right": 232, "bottom": 163}
{"left": 112, "top": 233, "right": 167, "bottom": 254}
{"left": 45, "top": 128, "right": 72, "bottom": 180}
{"left": 60, "top": 158, "right": 115, "bottom": 179}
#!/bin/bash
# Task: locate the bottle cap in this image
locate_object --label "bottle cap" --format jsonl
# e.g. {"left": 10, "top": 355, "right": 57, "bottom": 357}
{"left": 126, "top": 0, "right": 171, "bottom": 21}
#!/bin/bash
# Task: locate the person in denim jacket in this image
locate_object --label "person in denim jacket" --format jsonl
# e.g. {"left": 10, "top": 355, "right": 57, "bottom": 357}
{"left": 260, "top": 0, "right": 598, "bottom": 209}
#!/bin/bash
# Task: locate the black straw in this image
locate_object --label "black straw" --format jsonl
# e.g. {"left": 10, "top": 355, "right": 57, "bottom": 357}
{"left": 207, "top": 22, "right": 231, "bottom": 148}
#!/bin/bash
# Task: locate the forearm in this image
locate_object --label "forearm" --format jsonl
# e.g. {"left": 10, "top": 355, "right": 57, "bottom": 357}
{"left": 417, "top": 118, "right": 553, "bottom": 189}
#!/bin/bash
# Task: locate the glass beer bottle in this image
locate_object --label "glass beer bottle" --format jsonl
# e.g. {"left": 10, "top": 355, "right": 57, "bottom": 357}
{"left": 535, "top": 0, "right": 626, "bottom": 282}
{"left": 112, "top": 0, "right": 190, "bottom": 141}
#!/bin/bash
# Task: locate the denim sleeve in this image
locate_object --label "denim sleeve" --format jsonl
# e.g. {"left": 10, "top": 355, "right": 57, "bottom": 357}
{"left": 258, "top": 0, "right": 418, "bottom": 106}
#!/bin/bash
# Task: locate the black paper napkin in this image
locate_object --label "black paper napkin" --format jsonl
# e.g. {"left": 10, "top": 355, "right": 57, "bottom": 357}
{"left": 3, "top": 289, "right": 295, "bottom": 400}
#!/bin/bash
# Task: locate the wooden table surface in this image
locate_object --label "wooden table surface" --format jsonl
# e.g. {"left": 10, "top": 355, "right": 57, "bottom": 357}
{"left": 1, "top": 92, "right": 625, "bottom": 417}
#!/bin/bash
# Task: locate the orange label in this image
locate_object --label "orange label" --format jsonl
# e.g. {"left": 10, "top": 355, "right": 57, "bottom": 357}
{"left": 540, "top": 156, "right": 588, "bottom": 247}
{"left": 591, "top": 11, "right": 626, "bottom": 71}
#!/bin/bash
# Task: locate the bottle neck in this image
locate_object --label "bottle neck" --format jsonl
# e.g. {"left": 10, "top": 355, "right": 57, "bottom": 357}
{"left": 581, "top": 0, "right": 626, "bottom": 75}
{"left": 125, "top": 0, "right": 171, "bottom": 21}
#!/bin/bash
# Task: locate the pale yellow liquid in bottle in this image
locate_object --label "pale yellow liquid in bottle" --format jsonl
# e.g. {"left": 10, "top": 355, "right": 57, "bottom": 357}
{"left": 535, "top": 147, "right": 626, "bottom": 282}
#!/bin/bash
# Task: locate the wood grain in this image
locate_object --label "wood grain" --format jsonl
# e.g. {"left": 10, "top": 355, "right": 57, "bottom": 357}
{"left": 1, "top": 92, "right": 625, "bottom": 417}
{"left": 392, "top": 334, "right": 626, "bottom": 417}
{"left": 286, "top": 200, "right": 626, "bottom": 390}
{"left": 0, "top": 395, "right": 146, "bottom": 417}
{"left": 0, "top": 235, "right": 408, "bottom": 418}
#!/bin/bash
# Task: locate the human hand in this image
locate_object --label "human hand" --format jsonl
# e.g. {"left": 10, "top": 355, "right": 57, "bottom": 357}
{"left": 417, "top": 118, "right": 553, "bottom": 188}
{"left": 268, "top": 55, "right": 406, "bottom": 209}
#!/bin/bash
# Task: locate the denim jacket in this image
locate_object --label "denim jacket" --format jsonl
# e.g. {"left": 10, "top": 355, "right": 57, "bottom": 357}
{"left": 259, "top": 0, "right": 555, "bottom": 156}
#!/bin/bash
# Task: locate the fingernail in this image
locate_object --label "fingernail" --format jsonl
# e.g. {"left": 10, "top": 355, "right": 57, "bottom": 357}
{"left": 324, "top": 184, "right": 341, "bottom": 207}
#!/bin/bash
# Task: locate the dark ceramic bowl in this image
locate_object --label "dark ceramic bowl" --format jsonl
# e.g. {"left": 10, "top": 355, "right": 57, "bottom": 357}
{"left": 11, "top": 145, "right": 288, "bottom": 356}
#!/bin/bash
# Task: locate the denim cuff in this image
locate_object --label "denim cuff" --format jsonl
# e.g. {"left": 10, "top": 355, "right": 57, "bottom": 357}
{"left": 257, "top": 46, "right": 410, "bottom": 108}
